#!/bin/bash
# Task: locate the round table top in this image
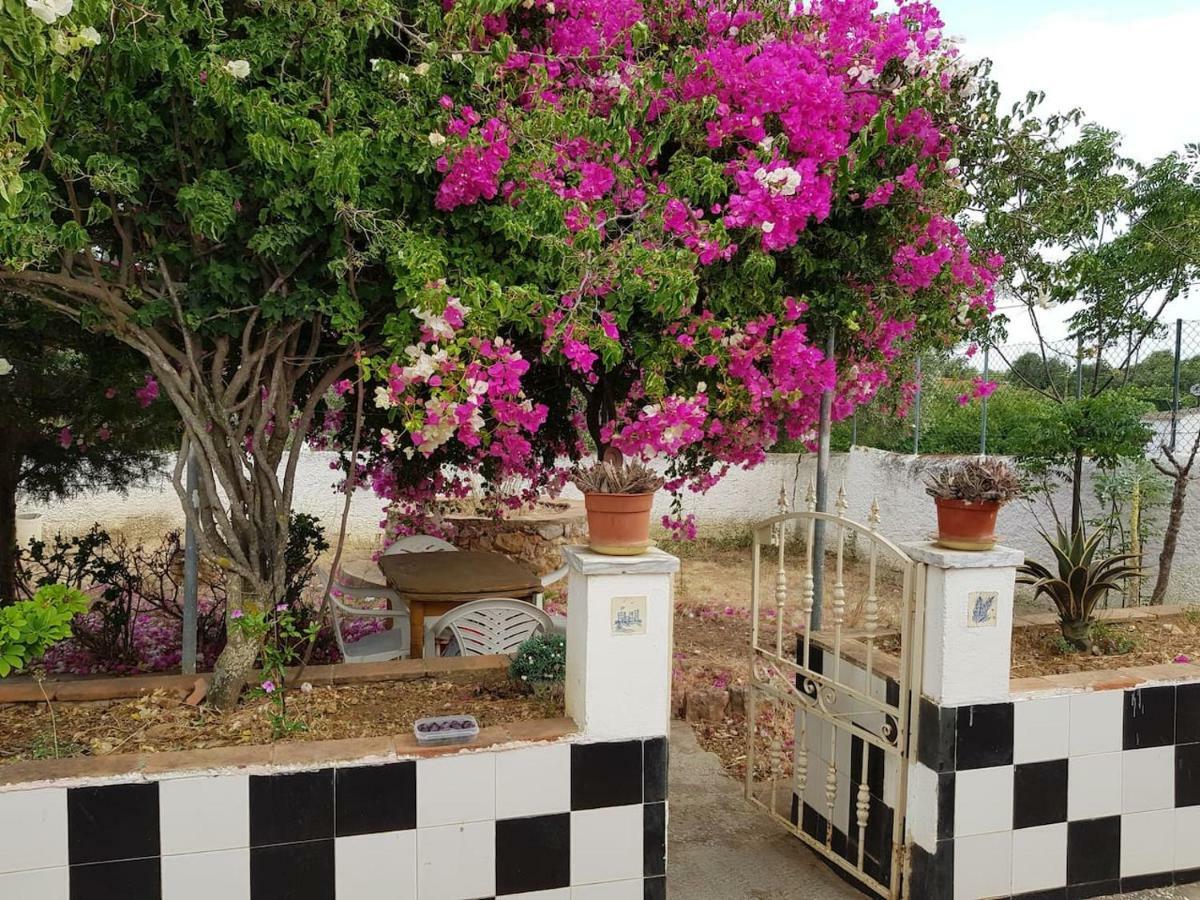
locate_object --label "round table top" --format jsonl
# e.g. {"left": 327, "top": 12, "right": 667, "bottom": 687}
{"left": 376, "top": 550, "right": 542, "bottom": 602}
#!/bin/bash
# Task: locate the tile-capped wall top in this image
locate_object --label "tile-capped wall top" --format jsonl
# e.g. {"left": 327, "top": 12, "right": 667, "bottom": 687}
{"left": 1013, "top": 694, "right": 1070, "bottom": 764}
{"left": 249, "top": 769, "right": 334, "bottom": 848}
{"left": 954, "top": 702, "right": 1014, "bottom": 770}
{"left": 159, "top": 775, "right": 248, "bottom": 856}
{"left": 570, "top": 741, "right": 644, "bottom": 811}
{"left": 1124, "top": 685, "right": 1177, "bottom": 750}
{"left": 68, "top": 782, "right": 160, "bottom": 866}
{"left": 495, "top": 744, "right": 570, "bottom": 821}
{"left": 0, "top": 786, "right": 67, "bottom": 873}
{"left": 1069, "top": 690, "right": 1125, "bottom": 757}
{"left": 336, "top": 761, "right": 416, "bottom": 837}
{"left": 416, "top": 751, "right": 496, "bottom": 828}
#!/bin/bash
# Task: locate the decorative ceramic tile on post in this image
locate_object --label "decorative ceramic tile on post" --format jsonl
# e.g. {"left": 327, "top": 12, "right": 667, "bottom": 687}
{"left": 563, "top": 546, "right": 680, "bottom": 741}
{"left": 901, "top": 542, "right": 1024, "bottom": 708}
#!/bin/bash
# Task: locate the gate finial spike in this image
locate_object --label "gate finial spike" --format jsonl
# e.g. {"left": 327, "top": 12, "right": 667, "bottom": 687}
{"left": 777, "top": 481, "right": 789, "bottom": 514}
{"left": 805, "top": 478, "right": 816, "bottom": 511}
{"left": 868, "top": 498, "right": 880, "bottom": 530}
{"left": 835, "top": 483, "right": 848, "bottom": 516}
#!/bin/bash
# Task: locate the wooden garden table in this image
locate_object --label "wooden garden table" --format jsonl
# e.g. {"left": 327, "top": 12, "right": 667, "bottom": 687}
{"left": 376, "top": 550, "right": 542, "bottom": 658}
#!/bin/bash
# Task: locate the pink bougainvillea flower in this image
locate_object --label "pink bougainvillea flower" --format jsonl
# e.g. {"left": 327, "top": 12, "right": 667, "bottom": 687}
{"left": 1175, "top": 654, "right": 1192, "bottom": 664}
{"left": 135, "top": 374, "right": 159, "bottom": 408}
{"left": 261, "top": 680, "right": 277, "bottom": 693}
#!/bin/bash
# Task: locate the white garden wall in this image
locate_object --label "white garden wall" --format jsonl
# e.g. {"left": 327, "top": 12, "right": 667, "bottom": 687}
{"left": 20, "top": 446, "right": 1200, "bottom": 603}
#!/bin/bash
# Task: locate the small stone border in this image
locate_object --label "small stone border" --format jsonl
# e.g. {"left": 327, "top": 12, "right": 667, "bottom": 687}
{"left": 0, "top": 655, "right": 508, "bottom": 704}
{"left": 0, "top": 716, "right": 577, "bottom": 789}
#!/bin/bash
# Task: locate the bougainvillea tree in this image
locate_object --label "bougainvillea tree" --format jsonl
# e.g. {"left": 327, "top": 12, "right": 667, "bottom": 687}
{"left": 334, "top": 0, "right": 1001, "bottom": 538}
{"left": 1, "top": 0, "right": 995, "bottom": 705}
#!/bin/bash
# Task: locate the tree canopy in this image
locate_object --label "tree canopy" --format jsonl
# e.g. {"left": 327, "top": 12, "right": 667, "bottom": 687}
{"left": 1, "top": 0, "right": 999, "bottom": 702}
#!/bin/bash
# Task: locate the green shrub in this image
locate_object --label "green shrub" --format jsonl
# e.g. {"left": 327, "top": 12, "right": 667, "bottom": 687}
{"left": 509, "top": 633, "right": 566, "bottom": 689}
{"left": 0, "top": 584, "right": 89, "bottom": 677}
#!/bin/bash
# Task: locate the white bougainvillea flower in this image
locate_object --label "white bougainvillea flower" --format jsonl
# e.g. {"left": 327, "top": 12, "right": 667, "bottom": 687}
{"left": 26, "top": 0, "right": 72, "bottom": 24}
{"left": 78, "top": 26, "right": 101, "bottom": 46}
{"left": 428, "top": 132, "right": 446, "bottom": 147}
{"left": 223, "top": 59, "right": 250, "bottom": 80}
{"left": 413, "top": 63, "right": 430, "bottom": 76}
{"left": 0, "top": 358, "right": 12, "bottom": 376}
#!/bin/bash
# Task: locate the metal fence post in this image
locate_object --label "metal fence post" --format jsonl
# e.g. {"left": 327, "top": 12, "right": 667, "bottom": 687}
{"left": 811, "top": 329, "right": 836, "bottom": 632}
{"left": 980, "top": 344, "right": 990, "bottom": 457}
{"left": 912, "top": 355, "right": 922, "bottom": 455}
{"left": 1171, "top": 318, "right": 1183, "bottom": 452}
{"left": 182, "top": 449, "right": 199, "bottom": 676}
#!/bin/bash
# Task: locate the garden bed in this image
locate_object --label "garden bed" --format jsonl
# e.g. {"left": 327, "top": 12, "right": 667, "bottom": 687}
{"left": 1009, "top": 607, "right": 1200, "bottom": 678}
{"left": 0, "top": 660, "right": 562, "bottom": 766}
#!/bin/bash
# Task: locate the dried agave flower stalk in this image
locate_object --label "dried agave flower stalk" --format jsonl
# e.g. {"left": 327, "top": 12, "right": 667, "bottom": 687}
{"left": 572, "top": 459, "right": 665, "bottom": 495}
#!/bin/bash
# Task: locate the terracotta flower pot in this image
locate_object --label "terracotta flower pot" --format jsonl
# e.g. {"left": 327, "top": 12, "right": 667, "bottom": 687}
{"left": 584, "top": 491, "right": 655, "bottom": 556}
{"left": 934, "top": 497, "right": 1001, "bottom": 551}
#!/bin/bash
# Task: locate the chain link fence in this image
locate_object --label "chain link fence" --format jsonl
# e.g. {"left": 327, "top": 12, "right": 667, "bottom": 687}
{"left": 842, "top": 319, "right": 1200, "bottom": 458}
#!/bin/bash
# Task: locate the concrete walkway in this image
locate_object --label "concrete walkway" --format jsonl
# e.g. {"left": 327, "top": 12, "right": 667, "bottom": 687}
{"left": 668, "top": 721, "right": 860, "bottom": 900}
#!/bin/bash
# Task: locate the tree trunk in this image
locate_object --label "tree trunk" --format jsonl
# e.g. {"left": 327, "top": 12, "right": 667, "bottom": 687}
{"left": 1151, "top": 431, "right": 1200, "bottom": 606}
{"left": 0, "top": 455, "right": 19, "bottom": 605}
{"left": 206, "top": 575, "right": 267, "bottom": 710}
{"left": 1070, "top": 447, "right": 1085, "bottom": 536}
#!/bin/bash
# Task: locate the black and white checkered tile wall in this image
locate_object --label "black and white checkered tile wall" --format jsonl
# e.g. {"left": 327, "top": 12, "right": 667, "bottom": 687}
{"left": 0, "top": 737, "right": 667, "bottom": 900}
{"left": 911, "top": 681, "right": 1200, "bottom": 899}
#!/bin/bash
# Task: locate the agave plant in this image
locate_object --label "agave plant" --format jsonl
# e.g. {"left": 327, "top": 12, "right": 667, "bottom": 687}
{"left": 1018, "top": 526, "right": 1142, "bottom": 650}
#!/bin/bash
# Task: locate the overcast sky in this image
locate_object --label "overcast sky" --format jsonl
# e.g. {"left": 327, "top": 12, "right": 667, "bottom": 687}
{"left": 925, "top": 0, "right": 1200, "bottom": 344}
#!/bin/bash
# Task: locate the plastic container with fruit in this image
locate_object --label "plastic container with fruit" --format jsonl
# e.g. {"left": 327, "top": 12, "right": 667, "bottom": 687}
{"left": 413, "top": 715, "right": 480, "bottom": 744}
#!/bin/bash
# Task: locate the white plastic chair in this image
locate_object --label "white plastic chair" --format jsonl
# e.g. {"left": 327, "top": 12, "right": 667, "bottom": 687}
{"left": 382, "top": 534, "right": 458, "bottom": 555}
{"left": 423, "top": 598, "right": 564, "bottom": 659}
{"left": 319, "top": 567, "right": 413, "bottom": 662}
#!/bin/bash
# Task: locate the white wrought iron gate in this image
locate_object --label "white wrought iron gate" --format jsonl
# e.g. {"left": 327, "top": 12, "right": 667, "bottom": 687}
{"left": 744, "top": 490, "right": 925, "bottom": 900}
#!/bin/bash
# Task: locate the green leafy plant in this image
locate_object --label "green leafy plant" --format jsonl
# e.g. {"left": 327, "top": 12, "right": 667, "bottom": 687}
{"left": 1018, "top": 527, "right": 1142, "bottom": 651}
{"left": 229, "top": 603, "right": 320, "bottom": 739}
{"left": 0, "top": 584, "right": 89, "bottom": 676}
{"left": 509, "top": 633, "right": 566, "bottom": 693}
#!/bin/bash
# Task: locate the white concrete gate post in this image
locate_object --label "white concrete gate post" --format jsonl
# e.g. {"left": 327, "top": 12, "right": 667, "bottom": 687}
{"left": 562, "top": 546, "right": 680, "bottom": 741}
{"left": 902, "top": 542, "right": 1025, "bottom": 708}
{"left": 899, "top": 541, "right": 1024, "bottom": 898}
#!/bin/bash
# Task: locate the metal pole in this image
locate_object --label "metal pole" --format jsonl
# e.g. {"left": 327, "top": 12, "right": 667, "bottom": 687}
{"left": 182, "top": 449, "right": 199, "bottom": 675}
{"left": 912, "top": 355, "right": 922, "bottom": 455}
{"left": 811, "top": 329, "right": 835, "bottom": 633}
{"left": 1171, "top": 318, "right": 1183, "bottom": 452}
{"left": 980, "top": 345, "right": 990, "bottom": 457}
{"left": 851, "top": 410, "right": 858, "bottom": 448}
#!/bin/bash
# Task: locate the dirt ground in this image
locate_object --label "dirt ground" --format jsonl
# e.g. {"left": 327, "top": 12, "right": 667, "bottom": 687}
{"left": 0, "top": 670, "right": 560, "bottom": 764}
{"left": 1011, "top": 612, "right": 1200, "bottom": 677}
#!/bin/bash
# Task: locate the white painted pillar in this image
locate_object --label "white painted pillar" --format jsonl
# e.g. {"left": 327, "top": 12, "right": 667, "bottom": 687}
{"left": 901, "top": 542, "right": 1024, "bottom": 707}
{"left": 563, "top": 546, "right": 679, "bottom": 740}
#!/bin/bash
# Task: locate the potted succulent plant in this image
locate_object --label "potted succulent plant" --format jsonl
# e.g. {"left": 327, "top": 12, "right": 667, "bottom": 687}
{"left": 924, "top": 458, "right": 1022, "bottom": 550}
{"left": 572, "top": 451, "right": 665, "bottom": 556}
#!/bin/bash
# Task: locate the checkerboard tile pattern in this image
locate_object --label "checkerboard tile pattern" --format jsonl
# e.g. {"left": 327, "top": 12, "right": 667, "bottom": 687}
{"left": 911, "top": 682, "right": 1200, "bottom": 899}
{"left": 0, "top": 737, "right": 668, "bottom": 900}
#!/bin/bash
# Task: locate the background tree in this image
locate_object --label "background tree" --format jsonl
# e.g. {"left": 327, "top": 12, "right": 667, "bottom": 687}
{"left": 966, "top": 96, "right": 1200, "bottom": 533}
{"left": 0, "top": 299, "right": 175, "bottom": 603}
